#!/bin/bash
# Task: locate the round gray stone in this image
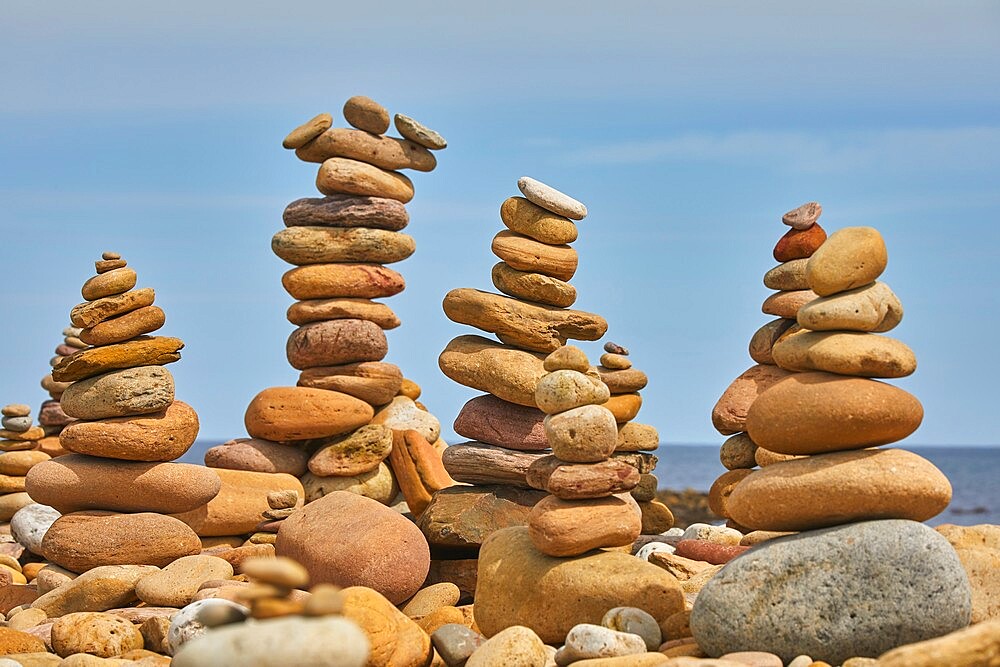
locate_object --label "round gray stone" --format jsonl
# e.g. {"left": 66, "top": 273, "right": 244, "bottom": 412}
{"left": 690, "top": 519, "right": 972, "bottom": 664}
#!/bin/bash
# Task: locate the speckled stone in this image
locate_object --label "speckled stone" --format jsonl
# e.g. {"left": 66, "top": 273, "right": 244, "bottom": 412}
{"left": 690, "top": 520, "right": 973, "bottom": 664}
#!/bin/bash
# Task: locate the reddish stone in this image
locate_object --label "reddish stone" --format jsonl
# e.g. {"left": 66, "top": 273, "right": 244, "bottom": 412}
{"left": 773, "top": 223, "right": 827, "bottom": 261}
{"left": 453, "top": 394, "right": 547, "bottom": 451}
{"left": 674, "top": 539, "right": 750, "bottom": 565}
{"left": 0, "top": 584, "right": 39, "bottom": 614}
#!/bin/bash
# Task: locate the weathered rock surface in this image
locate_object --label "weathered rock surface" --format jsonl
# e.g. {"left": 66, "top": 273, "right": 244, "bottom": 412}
{"left": 690, "top": 520, "right": 972, "bottom": 664}
{"left": 283, "top": 195, "right": 409, "bottom": 231}
{"left": 439, "top": 335, "right": 547, "bottom": 408}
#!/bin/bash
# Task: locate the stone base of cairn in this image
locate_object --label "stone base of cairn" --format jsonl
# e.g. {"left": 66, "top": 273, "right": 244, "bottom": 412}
{"left": 23, "top": 252, "right": 220, "bottom": 573}
{"left": 0, "top": 405, "right": 51, "bottom": 528}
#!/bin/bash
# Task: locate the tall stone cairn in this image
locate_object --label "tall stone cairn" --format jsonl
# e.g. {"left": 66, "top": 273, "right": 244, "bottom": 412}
{"left": 25, "top": 252, "right": 220, "bottom": 573}
{"left": 204, "top": 96, "right": 452, "bottom": 548}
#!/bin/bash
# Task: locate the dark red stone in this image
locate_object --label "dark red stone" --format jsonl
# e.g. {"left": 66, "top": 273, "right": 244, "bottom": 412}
{"left": 773, "top": 223, "right": 827, "bottom": 261}
{"left": 674, "top": 539, "right": 751, "bottom": 565}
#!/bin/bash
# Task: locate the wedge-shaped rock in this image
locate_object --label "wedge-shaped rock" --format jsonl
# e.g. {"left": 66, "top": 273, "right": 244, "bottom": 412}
{"left": 443, "top": 288, "right": 607, "bottom": 353}
{"left": 272, "top": 227, "right": 415, "bottom": 265}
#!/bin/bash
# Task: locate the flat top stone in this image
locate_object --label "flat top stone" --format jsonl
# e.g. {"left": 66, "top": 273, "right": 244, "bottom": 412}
{"left": 782, "top": 201, "right": 822, "bottom": 229}
{"left": 517, "top": 176, "right": 587, "bottom": 220}
{"left": 1, "top": 405, "right": 30, "bottom": 418}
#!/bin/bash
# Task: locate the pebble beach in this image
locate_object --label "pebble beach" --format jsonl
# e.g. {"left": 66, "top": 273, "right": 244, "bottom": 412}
{"left": 0, "top": 91, "right": 997, "bottom": 667}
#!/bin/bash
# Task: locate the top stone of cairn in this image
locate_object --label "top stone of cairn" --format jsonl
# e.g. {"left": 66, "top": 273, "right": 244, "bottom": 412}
{"left": 517, "top": 177, "right": 588, "bottom": 220}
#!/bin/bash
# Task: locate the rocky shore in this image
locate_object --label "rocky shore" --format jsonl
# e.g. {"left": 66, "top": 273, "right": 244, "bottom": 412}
{"left": 0, "top": 108, "right": 996, "bottom": 667}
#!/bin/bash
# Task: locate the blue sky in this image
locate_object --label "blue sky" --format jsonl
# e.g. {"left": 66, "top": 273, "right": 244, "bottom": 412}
{"left": 1, "top": 1, "right": 998, "bottom": 445}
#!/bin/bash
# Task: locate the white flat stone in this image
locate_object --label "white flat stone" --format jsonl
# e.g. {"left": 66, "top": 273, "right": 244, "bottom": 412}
{"left": 517, "top": 176, "right": 587, "bottom": 220}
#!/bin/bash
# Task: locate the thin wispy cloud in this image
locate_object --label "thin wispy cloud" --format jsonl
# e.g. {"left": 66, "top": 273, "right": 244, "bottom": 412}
{"left": 562, "top": 126, "right": 1000, "bottom": 173}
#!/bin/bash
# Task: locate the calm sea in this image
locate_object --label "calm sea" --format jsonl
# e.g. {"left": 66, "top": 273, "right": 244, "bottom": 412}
{"left": 184, "top": 442, "right": 999, "bottom": 527}
{"left": 658, "top": 444, "right": 1000, "bottom": 527}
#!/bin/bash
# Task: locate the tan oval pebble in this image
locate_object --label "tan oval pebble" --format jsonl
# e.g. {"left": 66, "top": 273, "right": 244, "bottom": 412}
{"left": 600, "top": 353, "right": 632, "bottom": 370}
{"left": 797, "top": 281, "right": 903, "bottom": 333}
{"left": 394, "top": 113, "right": 447, "bottom": 150}
{"left": 42, "top": 511, "right": 202, "bottom": 572}
{"left": 0, "top": 450, "right": 50, "bottom": 475}
{"left": 602, "top": 393, "right": 643, "bottom": 423}
{"left": 0, "top": 626, "right": 49, "bottom": 654}
{"left": 80, "top": 268, "right": 137, "bottom": 302}
{"left": 401, "top": 582, "right": 461, "bottom": 619}
{"left": 244, "top": 386, "right": 373, "bottom": 442}
{"left": 708, "top": 469, "right": 755, "bottom": 518}
{"left": 272, "top": 226, "right": 415, "bottom": 265}
{"left": 51, "top": 611, "right": 144, "bottom": 658}
{"left": 60, "top": 399, "right": 199, "bottom": 461}
{"left": 343, "top": 95, "right": 389, "bottom": 134}
{"left": 282, "top": 263, "right": 405, "bottom": 300}
{"left": 763, "top": 258, "right": 810, "bottom": 291}
{"left": 746, "top": 372, "right": 923, "bottom": 454}
{"left": 728, "top": 448, "right": 952, "bottom": 532}
{"left": 761, "top": 290, "right": 818, "bottom": 319}
{"left": 287, "top": 297, "right": 400, "bottom": 329}
{"left": 500, "top": 196, "right": 578, "bottom": 245}
{"left": 316, "top": 157, "right": 413, "bottom": 202}
{"left": 720, "top": 433, "right": 757, "bottom": 470}
{"left": 529, "top": 494, "right": 641, "bottom": 558}
{"left": 535, "top": 369, "right": 610, "bottom": 414}
{"left": 26, "top": 454, "right": 221, "bottom": 515}
{"left": 491, "top": 262, "right": 578, "bottom": 308}
{"left": 30, "top": 564, "right": 158, "bottom": 617}
{"left": 438, "top": 335, "right": 547, "bottom": 408}
{"left": 806, "top": 226, "right": 888, "bottom": 297}
{"left": 755, "top": 446, "right": 803, "bottom": 467}
{"left": 543, "top": 345, "right": 590, "bottom": 372}
{"left": 79, "top": 305, "right": 166, "bottom": 346}
{"left": 616, "top": 422, "right": 658, "bottom": 452}
{"left": 301, "top": 462, "right": 398, "bottom": 504}
{"left": 491, "top": 230, "right": 578, "bottom": 282}
{"left": 544, "top": 405, "right": 618, "bottom": 463}
{"left": 135, "top": 555, "right": 234, "bottom": 607}
{"left": 772, "top": 330, "right": 917, "bottom": 378}
{"left": 282, "top": 112, "right": 333, "bottom": 149}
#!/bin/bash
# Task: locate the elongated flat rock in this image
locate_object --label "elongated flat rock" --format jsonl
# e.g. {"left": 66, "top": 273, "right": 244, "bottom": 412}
{"left": 296, "top": 127, "right": 436, "bottom": 171}
{"left": 746, "top": 371, "right": 923, "bottom": 454}
{"left": 26, "top": 455, "right": 221, "bottom": 515}
{"left": 491, "top": 262, "right": 577, "bottom": 308}
{"left": 297, "top": 361, "right": 402, "bottom": 406}
{"left": 59, "top": 400, "right": 199, "bottom": 461}
{"left": 283, "top": 195, "right": 409, "bottom": 230}
{"left": 517, "top": 176, "right": 587, "bottom": 220}
{"left": 52, "top": 337, "right": 183, "bottom": 382}
{"left": 438, "top": 335, "right": 547, "bottom": 407}
{"left": 442, "top": 442, "right": 549, "bottom": 488}
{"left": 70, "top": 288, "right": 156, "bottom": 329}
{"left": 282, "top": 264, "right": 405, "bottom": 300}
{"left": 500, "top": 197, "right": 578, "bottom": 244}
{"left": 728, "top": 448, "right": 951, "bottom": 531}
{"left": 772, "top": 330, "right": 916, "bottom": 378}
{"left": 272, "top": 227, "right": 415, "bottom": 265}
{"left": 244, "top": 386, "right": 373, "bottom": 442}
{"left": 316, "top": 157, "right": 414, "bottom": 203}
{"left": 491, "top": 231, "right": 578, "bottom": 282}
{"left": 443, "top": 288, "right": 607, "bottom": 353}
{"left": 287, "top": 298, "right": 400, "bottom": 328}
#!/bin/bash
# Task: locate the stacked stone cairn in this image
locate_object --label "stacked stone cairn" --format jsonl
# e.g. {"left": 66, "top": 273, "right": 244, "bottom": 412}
{"left": 0, "top": 405, "right": 50, "bottom": 526}
{"left": 594, "top": 341, "right": 671, "bottom": 534}
{"left": 690, "top": 212, "right": 973, "bottom": 663}
{"left": 37, "top": 324, "right": 86, "bottom": 455}
{"left": 708, "top": 202, "right": 828, "bottom": 529}
{"left": 424, "top": 178, "right": 607, "bottom": 593}
{"left": 201, "top": 97, "right": 450, "bottom": 547}
{"left": 22, "top": 252, "right": 222, "bottom": 573}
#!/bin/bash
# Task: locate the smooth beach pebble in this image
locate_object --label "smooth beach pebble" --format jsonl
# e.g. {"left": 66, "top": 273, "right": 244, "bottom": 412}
{"left": 394, "top": 113, "right": 447, "bottom": 149}
{"left": 602, "top": 607, "right": 662, "bottom": 651}
{"left": 806, "top": 226, "right": 888, "bottom": 296}
{"left": 554, "top": 623, "right": 648, "bottom": 664}
{"left": 517, "top": 176, "right": 588, "bottom": 220}
{"left": 773, "top": 223, "right": 827, "bottom": 261}
{"left": 771, "top": 330, "right": 917, "bottom": 378}
{"left": 782, "top": 201, "right": 822, "bottom": 229}
{"left": 544, "top": 404, "right": 618, "bottom": 462}
{"left": 797, "top": 281, "right": 903, "bottom": 333}
{"left": 535, "top": 369, "right": 610, "bottom": 414}
{"left": 343, "top": 95, "right": 390, "bottom": 134}
{"left": 282, "top": 112, "right": 333, "bottom": 149}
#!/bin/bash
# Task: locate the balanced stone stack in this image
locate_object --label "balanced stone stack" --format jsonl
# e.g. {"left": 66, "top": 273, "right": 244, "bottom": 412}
{"left": 202, "top": 97, "right": 449, "bottom": 543}
{"left": 423, "top": 179, "right": 607, "bottom": 570}
{"left": 0, "top": 405, "right": 50, "bottom": 524}
{"left": 37, "top": 324, "right": 87, "bottom": 456}
{"left": 527, "top": 346, "right": 643, "bottom": 557}
{"left": 593, "top": 341, "right": 670, "bottom": 534}
{"left": 692, "top": 220, "right": 971, "bottom": 663}
{"left": 708, "top": 202, "right": 828, "bottom": 527}
{"left": 724, "top": 224, "right": 949, "bottom": 532}
{"left": 24, "top": 252, "right": 222, "bottom": 572}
